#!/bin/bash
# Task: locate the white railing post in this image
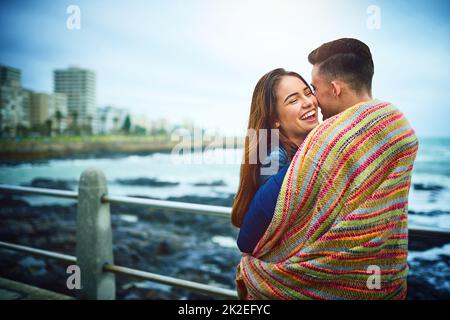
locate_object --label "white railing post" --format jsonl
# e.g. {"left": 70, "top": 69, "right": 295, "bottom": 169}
{"left": 76, "top": 167, "right": 116, "bottom": 299}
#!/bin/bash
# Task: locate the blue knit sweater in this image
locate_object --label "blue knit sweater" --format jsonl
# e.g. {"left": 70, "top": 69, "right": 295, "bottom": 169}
{"left": 237, "top": 147, "right": 291, "bottom": 254}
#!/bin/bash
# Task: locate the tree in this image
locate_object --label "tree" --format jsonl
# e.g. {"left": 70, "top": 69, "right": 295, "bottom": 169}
{"left": 71, "top": 111, "right": 79, "bottom": 134}
{"left": 122, "top": 114, "right": 131, "bottom": 134}
{"left": 86, "top": 115, "right": 93, "bottom": 135}
{"left": 45, "top": 119, "right": 53, "bottom": 136}
{"left": 55, "top": 110, "right": 63, "bottom": 135}
{"left": 16, "top": 123, "right": 28, "bottom": 137}
{"left": 134, "top": 125, "right": 147, "bottom": 135}
{"left": 100, "top": 114, "right": 107, "bottom": 134}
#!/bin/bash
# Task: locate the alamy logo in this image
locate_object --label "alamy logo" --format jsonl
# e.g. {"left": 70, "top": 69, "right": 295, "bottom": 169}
{"left": 366, "top": 265, "right": 381, "bottom": 290}
{"left": 66, "top": 5, "right": 81, "bottom": 30}
{"left": 367, "top": 5, "right": 381, "bottom": 30}
{"left": 66, "top": 265, "right": 81, "bottom": 290}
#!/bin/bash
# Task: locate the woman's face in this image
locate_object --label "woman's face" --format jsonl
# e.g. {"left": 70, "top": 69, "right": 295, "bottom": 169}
{"left": 274, "top": 75, "right": 319, "bottom": 144}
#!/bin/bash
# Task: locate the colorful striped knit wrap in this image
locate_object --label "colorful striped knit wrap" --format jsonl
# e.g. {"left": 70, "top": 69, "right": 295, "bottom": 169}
{"left": 236, "top": 99, "right": 419, "bottom": 300}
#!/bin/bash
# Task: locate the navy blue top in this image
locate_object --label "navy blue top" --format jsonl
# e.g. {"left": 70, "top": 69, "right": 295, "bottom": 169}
{"left": 259, "top": 147, "right": 289, "bottom": 185}
{"left": 237, "top": 164, "right": 289, "bottom": 254}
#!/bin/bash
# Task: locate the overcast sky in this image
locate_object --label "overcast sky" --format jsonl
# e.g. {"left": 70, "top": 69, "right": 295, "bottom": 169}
{"left": 1, "top": 0, "right": 449, "bottom": 137}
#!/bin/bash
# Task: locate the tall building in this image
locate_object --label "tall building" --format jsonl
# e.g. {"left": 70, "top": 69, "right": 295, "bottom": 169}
{"left": 29, "top": 92, "right": 51, "bottom": 127}
{"left": 53, "top": 66, "right": 96, "bottom": 128}
{"left": 0, "top": 64, "right": 29, "bottom": 136}
{"left": 29, "top": 92, "right": 68, "bottom": 132}
{"left": 0, "top": 64, "right": 21, "bottom": 88}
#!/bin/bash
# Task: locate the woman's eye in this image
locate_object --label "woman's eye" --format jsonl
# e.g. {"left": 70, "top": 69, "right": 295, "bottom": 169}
{"left": 290, "top": 99, "right": 298, "bottom": 104}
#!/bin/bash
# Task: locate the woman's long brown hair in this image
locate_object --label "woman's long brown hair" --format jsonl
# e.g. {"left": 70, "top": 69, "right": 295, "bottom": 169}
{"left": 231, "top": 68, "right": 310, "bottom": 228}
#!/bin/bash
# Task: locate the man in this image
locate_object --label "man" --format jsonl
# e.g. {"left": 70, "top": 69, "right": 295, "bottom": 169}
{"left": 236, "top": 38, "right": 419, "bottom": 299}
{"left": 309, "top": 38, "right": 375, "bottom": 120}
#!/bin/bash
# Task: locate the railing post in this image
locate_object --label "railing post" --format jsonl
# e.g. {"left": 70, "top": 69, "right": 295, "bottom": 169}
{"left": 76, "top": 167, "right": 116, "bottom": 300}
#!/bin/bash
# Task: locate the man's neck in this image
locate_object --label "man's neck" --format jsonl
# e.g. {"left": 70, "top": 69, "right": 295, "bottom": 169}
{"left": 339, "top": 91, "right": 373, "bottom": 113}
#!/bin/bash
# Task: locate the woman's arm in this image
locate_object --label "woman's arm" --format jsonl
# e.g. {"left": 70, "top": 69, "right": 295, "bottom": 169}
{"left": 237, "top": 164, "right": 289, "bottom": 254}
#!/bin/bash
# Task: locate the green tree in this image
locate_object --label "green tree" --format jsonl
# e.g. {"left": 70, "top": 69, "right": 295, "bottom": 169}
{"left": 86, "top": 115, "right": 93, "bottom": 135}
{"left": 71, "top": 111, "right": 79, "bottom": 135}
{"left": 122, "top": 114, "right": 131, "bottom": 134}
{"left": 16, "top": 123, "right": 28, "bottom": 137}
{"left": 100, "top": 114, "right": 107, "bottom": 135}
{"left": 45, "top": 119, "right": 53, "bottom": 136}
{"left": 55, "top": 110, "right": 63, "bottom": 135}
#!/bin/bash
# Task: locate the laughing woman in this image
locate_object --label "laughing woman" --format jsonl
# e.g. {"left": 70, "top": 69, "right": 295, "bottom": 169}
{"left": 231, "top": 68, "right": 319, "bottom": 254}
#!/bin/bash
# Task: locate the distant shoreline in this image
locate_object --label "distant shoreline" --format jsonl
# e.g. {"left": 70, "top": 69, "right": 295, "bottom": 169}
{"left": 0, "top": 135, "right": 245, "bottom": 163}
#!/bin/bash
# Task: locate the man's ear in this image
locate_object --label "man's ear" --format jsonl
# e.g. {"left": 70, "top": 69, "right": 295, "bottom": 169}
{"left": 330, "top": 81, "right": 341, "bottom": 97}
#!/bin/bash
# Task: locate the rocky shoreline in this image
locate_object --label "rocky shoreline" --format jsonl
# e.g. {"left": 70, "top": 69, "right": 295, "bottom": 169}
{"left": 0, "top": 189, "right": 449, "bottom": 299}
{"left": 0, "top": 193, "right": 240, "bottom": 300}
{"left": 0, "top": 136, "right": 245, "bottom": 163}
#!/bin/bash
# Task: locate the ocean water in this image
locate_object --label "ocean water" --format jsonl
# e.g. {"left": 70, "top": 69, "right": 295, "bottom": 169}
{"left": 1, "top": 137, "right": 449, "bottom": 230}
{"left": 1, "top": 137, "right": 450, "bottom": 295}
{"left": 0, "top": 149, "right": 242, "bottom": 203}
{"left": 407, "top": 137, "right": 450, "bottom": 230}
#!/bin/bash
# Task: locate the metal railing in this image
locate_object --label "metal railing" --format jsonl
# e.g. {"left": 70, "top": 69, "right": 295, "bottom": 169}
{"left": 0, "top": 167, "right": 237, "bottom": 299}
{"left": 1, "top": 167, "right": 450, "bottom": 300}
{"left": 0, "top": 241, "right": 236, "bottom": 299}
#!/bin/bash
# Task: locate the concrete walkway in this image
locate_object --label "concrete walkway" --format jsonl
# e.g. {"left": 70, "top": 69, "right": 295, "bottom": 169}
{"left": 0, "top": 277, "right": 74, "bottom": 300}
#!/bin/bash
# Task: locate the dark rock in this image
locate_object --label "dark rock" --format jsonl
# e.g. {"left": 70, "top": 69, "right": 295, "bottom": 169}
{"left": 192, "top": 180, "right": 227, "bottom": 187}
{"left": 408, "top": 210, "right": 450, "bottom": 217}
{"left": 21, "top": 178, "right": 77, "bottom": 191}
{"left": 0, "top": 220, "right": 34, "bottom": 239}
{"left": 409, "top": 236, "right": 449, "bottom": 251}
{"left": 116, "top": 178, "right": 179, "bottom": 187}
{"left": 156, "top": 240, "right": 175, "bottom": 256}
{"left": 0, "top": 194, "right": 30, "bottom": 207}
{"left": 407, "top": 276, "right": 443, "bottom": 299}
{"left": 413, "top": 183, "right": 444, "bottom": 192}
{"left": 1, "top": 196, "right": 448, "bottom": 300}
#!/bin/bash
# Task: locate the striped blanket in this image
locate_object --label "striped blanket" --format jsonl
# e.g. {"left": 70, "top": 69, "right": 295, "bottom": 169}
{"left": 236, "top": 99, "right": 419, "bottom": 299}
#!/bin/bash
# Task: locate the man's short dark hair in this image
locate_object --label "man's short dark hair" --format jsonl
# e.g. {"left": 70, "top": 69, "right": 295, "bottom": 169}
{"left": 308, "top": 38, "right": 374, "bottom": 94}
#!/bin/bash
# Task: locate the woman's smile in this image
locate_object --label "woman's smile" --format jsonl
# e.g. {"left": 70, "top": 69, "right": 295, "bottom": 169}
{"left": 299, "top": 109, "right": 317, "bottom": 122}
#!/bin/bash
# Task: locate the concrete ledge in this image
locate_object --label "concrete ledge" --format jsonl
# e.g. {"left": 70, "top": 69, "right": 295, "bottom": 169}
{"left": 0, "top": 277, "right": 74, "bottom": 300}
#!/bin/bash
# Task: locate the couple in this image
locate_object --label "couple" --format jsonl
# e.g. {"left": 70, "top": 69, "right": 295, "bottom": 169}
{"left": 231, "top": 38, "right": 419, "bottom": 300}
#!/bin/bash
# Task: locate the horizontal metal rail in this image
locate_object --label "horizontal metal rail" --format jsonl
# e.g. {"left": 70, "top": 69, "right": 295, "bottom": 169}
{"left": 0, "top": 241, "right": 77, "bottom": 263}
{"left": 1, "top": 184, "right": 450, "bottom": 238}
{"left": 103, "top": 264, "right": 237, "bottom": 299}
{"left": 103, "top": 194, "right": 231, "bottom": 218}
{"left": 0, "top": 241, "right": 237, "bottom": 299}
{"left": 0, "top": 184, "right": 231, "bottom": 218}
{"left": 0, "top": 184, "right": 78, "bottom": 199}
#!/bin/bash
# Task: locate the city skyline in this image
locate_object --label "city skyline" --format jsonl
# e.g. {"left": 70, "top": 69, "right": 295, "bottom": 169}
{"left": 0, "top": 63, "right": 190, "bottom": 136}
{"left": 1, "top": 0, "right": 449, "bottom": 137}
